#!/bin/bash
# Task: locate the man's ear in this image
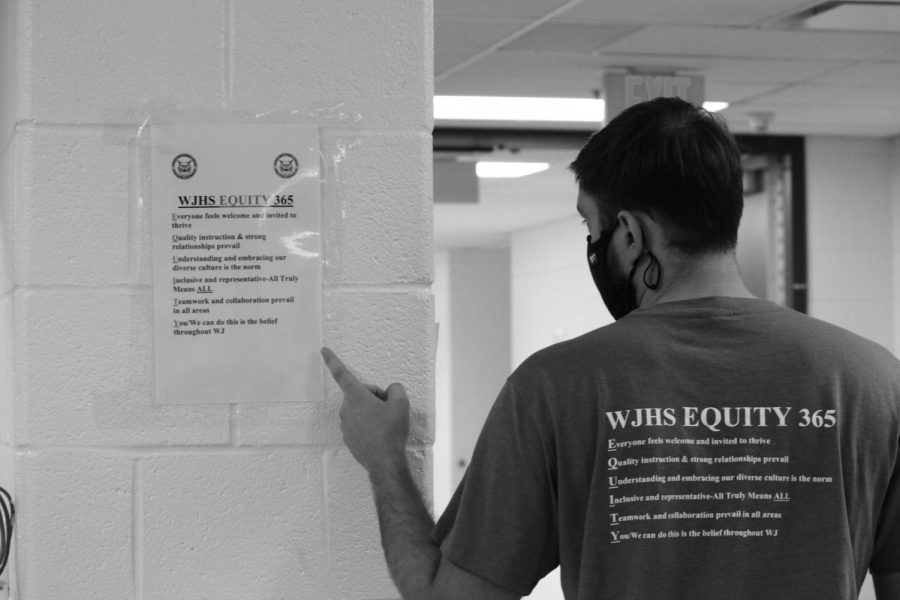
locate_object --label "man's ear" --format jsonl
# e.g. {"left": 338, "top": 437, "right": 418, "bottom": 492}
{"left": 616, "top": 211, "right": 646, "bottom": 263}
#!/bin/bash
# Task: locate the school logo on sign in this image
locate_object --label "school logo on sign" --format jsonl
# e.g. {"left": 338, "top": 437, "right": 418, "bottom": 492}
{"left": 274, "top": 153, "right": 299, "bottom": 179}
{"left": 171, "top": 154, "right": 197, "bottom": 179}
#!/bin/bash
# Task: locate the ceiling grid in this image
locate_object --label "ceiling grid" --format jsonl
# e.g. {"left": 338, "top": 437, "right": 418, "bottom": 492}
{"left": 435, "top": 0, "right": 900, "bottom": 136}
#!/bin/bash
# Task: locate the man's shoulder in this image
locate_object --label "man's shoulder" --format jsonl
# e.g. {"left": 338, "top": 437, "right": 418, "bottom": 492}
{"left": 512, "top": 298, "right": 900, "bottom": 386}
{"left": 775, "top": 307, "right": 899, "bottom": 367}
{"left": 507, "top": 326, "right": 619, "bottom": 390}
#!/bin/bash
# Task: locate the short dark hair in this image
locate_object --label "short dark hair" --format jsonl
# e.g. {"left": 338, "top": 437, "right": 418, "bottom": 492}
{"left": 570, "top": 97, "right": 743, "bottom": 253}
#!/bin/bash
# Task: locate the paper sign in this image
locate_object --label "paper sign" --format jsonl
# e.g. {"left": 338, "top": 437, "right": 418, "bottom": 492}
{"left": 151, "top": 124, "right": 322, "bottom": 404}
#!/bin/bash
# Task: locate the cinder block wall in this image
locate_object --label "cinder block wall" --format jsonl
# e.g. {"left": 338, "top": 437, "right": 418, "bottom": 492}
{"left": 1, "top": 1, "right": 434, "bottom": 599}
{"left": 0, "top": 0, "right": 19, "bottom": 590}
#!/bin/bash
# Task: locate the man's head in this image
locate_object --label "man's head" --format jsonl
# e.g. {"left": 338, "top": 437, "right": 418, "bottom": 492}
{"left": 570, "top": 97, "right": 743, "bottom": 254}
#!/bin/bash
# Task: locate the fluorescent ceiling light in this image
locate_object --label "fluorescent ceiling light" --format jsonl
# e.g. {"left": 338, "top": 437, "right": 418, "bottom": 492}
{"left": 435, "top": 95, "right": 729, "bottom": 122}
{"left": 703, "top": 101, "right": 730, "bottom": 112}
{"left": 476, "top": 161, "right": 550, "bottom": 178}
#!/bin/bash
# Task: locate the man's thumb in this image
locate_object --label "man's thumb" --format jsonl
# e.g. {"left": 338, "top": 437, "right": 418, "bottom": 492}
{"left": 385, "top": 382, "right": 408, "bottom": 406}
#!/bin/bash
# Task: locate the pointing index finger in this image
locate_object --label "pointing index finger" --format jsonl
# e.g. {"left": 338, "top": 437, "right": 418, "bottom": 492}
{"left": 320, "top": 347, "right": 364, "bottom": 394}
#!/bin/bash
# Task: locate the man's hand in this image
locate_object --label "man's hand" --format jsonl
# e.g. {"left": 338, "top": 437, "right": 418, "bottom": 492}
{"left": 321, "top": 347, "right": 520, "bottom": 600}
{"left": 321, "top": 347, "right": 410, "bottom": 474}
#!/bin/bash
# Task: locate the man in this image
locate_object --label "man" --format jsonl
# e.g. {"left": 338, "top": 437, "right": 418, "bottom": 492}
{"left": 322, "top": 98, "right": 900, "bottom": 599}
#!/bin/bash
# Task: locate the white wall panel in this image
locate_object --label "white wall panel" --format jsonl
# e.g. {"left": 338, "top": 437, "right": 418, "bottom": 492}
{"left": 806, "top": 137, "right": 894, "bottom": 350}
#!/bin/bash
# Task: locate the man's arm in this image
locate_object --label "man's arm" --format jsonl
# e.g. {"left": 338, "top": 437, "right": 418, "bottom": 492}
{"left": 368, "top": 451, "right": 519, "bottom": 600}
{"left": 322, "top": 348, "right": 519, "bottom": 600}
{"left": 875, "top": 571, "right": 900, "bottom": 600}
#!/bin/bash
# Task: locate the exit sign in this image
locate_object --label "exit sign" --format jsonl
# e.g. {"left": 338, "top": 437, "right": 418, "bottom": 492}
{"left": 603, "top": 72, "right": 705, "bottom": 122}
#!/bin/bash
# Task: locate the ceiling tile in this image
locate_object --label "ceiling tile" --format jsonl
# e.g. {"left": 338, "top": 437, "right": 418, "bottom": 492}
{"left": 501, "top": 23, "right": 640, "bottom": 54}
{"left": 557, "top": 0, "right": 817, "bottom": 27}
{"left": 436, "top": 51, "right": 606, "bottom": 97}
{"left": 699, "top": 58, "right": 853, "bottom": 84}
{"left": 602, "top": 25, "right": 900, "bottom": 60}
{"left": 435, "top": 16, "right": 534, "bottom": 51}
{"left": 436, "top": 48, "right": 484, "bottom": 75}
{"left": 878, "top": 48, "right": 900, "bottom": 61}
{"left": 589, "top": 52, "right": 713, "bottom": 73}
{"left": 433, "top": 0, "right": 900, "bottom": 137}
{"left": 753, "top": 83, "right": 900, "bottom": 108}
{"left": 446, "top": 50, "right": 608, "bottom": 78}
{"left": 810, "top": 61, "right": 900, "bottom": 84}
{"left": 436, "top": 74, "right": 605, "bottom": 98}
{"left": 437, "top": 50, "right": 852, "bottom": 95}
{"left": 435, "top": 0, "right": 574, "bottom": 19}
{"left": 704, "top": 82, "right": 784, "bottom": 103}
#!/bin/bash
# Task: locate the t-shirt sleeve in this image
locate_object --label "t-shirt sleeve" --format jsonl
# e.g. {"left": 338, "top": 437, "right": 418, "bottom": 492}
{"left": 431, "top": 379, "right": 559, "bottom": 596}
{"left": 871, "top": 436, "right": 900, "bottom": 575}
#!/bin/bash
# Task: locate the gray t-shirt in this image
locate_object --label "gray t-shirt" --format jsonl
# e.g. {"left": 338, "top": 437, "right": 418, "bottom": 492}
{"left": 432, "top": 297, "right": 900, "bottom": 599}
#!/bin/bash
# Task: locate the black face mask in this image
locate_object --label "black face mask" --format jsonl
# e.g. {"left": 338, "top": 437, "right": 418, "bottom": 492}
{"left": 587, "top": 229, "right": 660, "bottom": 320}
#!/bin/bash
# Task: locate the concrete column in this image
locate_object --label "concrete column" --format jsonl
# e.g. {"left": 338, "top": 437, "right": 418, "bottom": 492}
{"left": 0, "top": 1, "right": 433, "bottom": 598}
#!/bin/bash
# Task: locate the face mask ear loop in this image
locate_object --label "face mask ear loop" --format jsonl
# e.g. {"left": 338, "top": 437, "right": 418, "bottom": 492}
{"left": 643, "top": 251, "right": 661, "bottom": 291}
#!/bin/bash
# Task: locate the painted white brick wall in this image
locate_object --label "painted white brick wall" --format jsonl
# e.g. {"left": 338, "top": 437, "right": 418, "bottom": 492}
{"left": 16, "top": 452, "right": 134, "bottom": 599}
{"left": 14, "top": 289, "right": 229, "bottom": 446}
{"left": 321, "top": 134, "right": 433, "bottom": 286}
{"left": 0, "top": 297, "right": 11, "bottom": 449}
{"left": 229, "top": 1, "right": 432, "bottom": 132}
{"left": 4, "top": 2, "right": 434, "bottom": 600}
{"left": 1, "top": 0, "right": 15, "bottom": 385}
{"left": 0, "top": 1, "right": 19, "bottom": 591}
{"left": 141, "top": 452, "right": 327, "bottom": 600}
{"left": 24, "top": 1, "right": 224, "bottom": 123}
{"left": 14, "top": 126, "right": 134, "bottom": 285}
